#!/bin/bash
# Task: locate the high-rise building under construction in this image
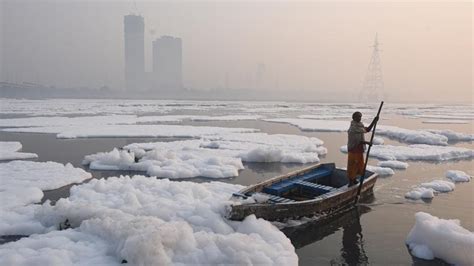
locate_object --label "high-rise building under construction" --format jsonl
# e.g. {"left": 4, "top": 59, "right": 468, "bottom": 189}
{"left": 123, "top": 14, "right": 145, "bottom": 90}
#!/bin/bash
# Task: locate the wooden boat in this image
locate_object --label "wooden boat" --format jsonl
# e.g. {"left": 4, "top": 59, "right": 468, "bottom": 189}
{"left": 227, "top": 163, "right": 378, "bottom": 221}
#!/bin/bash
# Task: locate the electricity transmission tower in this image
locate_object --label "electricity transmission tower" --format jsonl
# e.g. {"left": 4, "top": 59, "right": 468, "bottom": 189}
{"left": 359, "top": 34, "right": 384, "bottom": 102}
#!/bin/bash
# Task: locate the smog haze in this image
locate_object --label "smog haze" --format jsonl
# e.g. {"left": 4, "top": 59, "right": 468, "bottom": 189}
{"left": 1, "top": 0, "right": 472, "bottom": 103}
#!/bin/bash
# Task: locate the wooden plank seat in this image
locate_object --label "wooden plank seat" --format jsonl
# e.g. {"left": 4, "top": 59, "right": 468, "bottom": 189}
{"left": 298, "top": 167, "right": 333, "bottom": 182}
{"left": 294, "top": 180, "right": 336, "bottom": 195}
{"left": 232, "top": 192, "right": 295, "bottom": 203}
{"left": 262, "top": 167, "right": 333, "bottom": 196}
{"left": 258, "top": 192, "right": 295, "bottom": 203}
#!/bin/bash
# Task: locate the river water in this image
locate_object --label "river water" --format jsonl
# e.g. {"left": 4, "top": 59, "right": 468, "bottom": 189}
{"left": 0, "top": 107, "right": 472, "bottom": 265}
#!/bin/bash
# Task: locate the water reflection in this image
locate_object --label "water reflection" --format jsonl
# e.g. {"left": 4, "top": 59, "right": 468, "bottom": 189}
{"left": 341, "top": 207, "right": 369, "bottom": 265}
{"left": 245, "top": 162, "right": 287, "bottom": 174}
{"left": 283, "top": 204, "right": 372, "bottom": 265}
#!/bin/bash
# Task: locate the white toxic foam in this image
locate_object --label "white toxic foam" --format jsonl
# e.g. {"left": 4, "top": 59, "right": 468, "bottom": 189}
{"left": 406, "top": 212, "right": 474, "bottom": 265}
{"left": 427, "top": 129, "right": 474, "bottom": 142}
{"left": 0, "top": 114, "right": 265, "bottom": 128}
{"left": 372, "top": 137, "right": 385, "bottom": 145}
{"left": 0, "top": 161, "right": 92, "bottom": 191}
{"left": 263, "top": 118, "right": 349, "bottom": 132}
{"left": 0, "top": 161, "right": 92, "bottom": 235}
{"left": 420, "top": 180, "right": 455, "bottom": 192}
{"left": 0, "top": 99, "right": 239, "bottom": 116}
{"left": 3, "top": 125, "right": 258, "bottom": 139}
{"left": 83, "top": 133, "right": 326, "bottom": 179}
{"left": 446, "top": 170, "right": 471, "bottom": 183}
{"left": 405, "top": 187, "right": 435, "bottom": 200}
{"left": 82, "top": 148, "right": 136, "bottom": 171}
{"left": 298, "top": 114, "right": 349, "bottom": 120}
{"left": 20, "top": 176, "right": 298, "bottom": 265}
{"left": 366, "top": 165, "right": 395, "bottom": 176}
{"left": 83, "top": 144, "right": 244, "bottom": 179}
{"left": 377, "top": 160, "right": 409, "bottom": 169}
{"left": 415, "top": 113, "right": 474, "bottom": 121}
{"left": 376, "top": 126, "right": 448, "bottom": 146}
{"left": 144, "top": 150, "right": 244, "bottom": 179}
{"left": 0, "top": 228, "right": 119, "bottom": 265}
{"left": 422, "top": 120, "right": 469, "bottom": 124}
{"left": 0, "top": 204, "right": 47, "bottom": 237}
{"left": 136, "top": 115, "right": 191, "bottom": 123}
{"left": 189, "top": 115, "right": 263, "bottom": 121}
{"left": 0, "top": 141, "right": 38, "bottom": 161}
{"left": 264, "top": 118, "right": 454, "bottom": 145}
{"left": 0, "top": 115, "right": 138, "bottom": 128}
{"left": 340, "top": 144, "right": 474, "bottom": 162}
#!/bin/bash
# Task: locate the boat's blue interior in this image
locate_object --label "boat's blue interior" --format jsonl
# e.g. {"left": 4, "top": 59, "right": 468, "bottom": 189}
{"left": 262, "top": 164, "right": 335, "bottom": 196}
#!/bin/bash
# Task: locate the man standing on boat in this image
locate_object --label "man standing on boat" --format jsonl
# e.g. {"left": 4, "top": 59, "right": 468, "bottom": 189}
{"left": 347, "top": 112, "right": 378, "bottom": 186}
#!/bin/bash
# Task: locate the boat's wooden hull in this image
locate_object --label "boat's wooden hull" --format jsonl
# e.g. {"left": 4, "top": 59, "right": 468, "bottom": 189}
{"left": 228, "top": 165, "right": 378, "bottom": 221}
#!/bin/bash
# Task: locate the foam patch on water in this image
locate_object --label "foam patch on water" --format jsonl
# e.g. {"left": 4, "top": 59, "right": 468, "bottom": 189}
{"left": 298, "top": 114, "right": 349, "bottom": 120}
{"left": 377, "top": 160, "right": 409, "bottom": 169}
{"left": 376, "top": 126, "right": 449, "bottom": 146}
{"left": 0, "top": 99, "right": 244, "bottom": 116}
{"left": 420, "top": 180, "right": 455, "bottom": 192}
{"left": 263, "top": 118, "right": 349, "bottom": 132}
{"left": 0, "top": 161, "right": 92, "bottom": 191}
{"left": 2, "top": 99, "right": 471, "bottom": 120}
{"left": 0, "top": 99, "right": 291, "bottom": 117}
{"left": 422, "top": 120, "right": 469, "bottom": 124}
{"left": 189, "top": 115, "right": 263, "bottom": 121}
{"left": 0, "top": 161, "right": 92, "bottom": 235}
{"left": 340, "top": 144, "right": 474, "bottom": 162}
{"left": 426, "top": 129, "right": 474, "bottom": 142}
{"left": 366, "top": 165, "right": 395, "bottom": 176}
{"left": 83, "top": 148, "right": 136, "bottom": 171}
{"left": 372, "top": 137, "right": 385, "bottom": 145}
{"left": 0, "top": 228, "right": 119, "bottom": 265}
{"left": 406, "top": 212, "right": 474, "bottom": 265}
{"left": 3, "top": 124, "right": 258, "bottom": 139}
{"left": 446, "top": 170, "right": 471, "bottom": 182}
{"left": 414, "top": 113, "right": 474, "bottom": 121}
{"left": 0, "top": 142, "right": 38, "bottom": 161}
{"left": 0, "top": 115, "right": 139, "bottom": 127}
{"left": 0, "top": 114, "right": 265, "bottom": 128}
{"left": 13, "top": 176, "right": 298, "bottom": 265}
{"left": 83, "top": 133, "right": 326, "bottom": 179}
{"left": 145, "top": 150, "right": 244, "bottom": 179}
{"left": 404, "top": 172, "right": 467, "bottom": 201}
{"left": 83, "top": 146, "right": 244, "bottom": 179}
{"left": 263, "top": 118, "right": 460, "bottom": 145}
{"left": 405, "top": 187, "right": 435, "bottom": 200}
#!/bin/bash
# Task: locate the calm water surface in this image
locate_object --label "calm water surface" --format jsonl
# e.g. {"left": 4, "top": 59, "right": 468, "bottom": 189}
{"left": 1, "top": 115, "right": 472, "bottom": 265}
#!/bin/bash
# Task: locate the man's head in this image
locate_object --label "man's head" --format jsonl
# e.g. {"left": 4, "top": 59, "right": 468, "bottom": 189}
{"left": 352, "top": 111, "right": 362, "bottom": 122}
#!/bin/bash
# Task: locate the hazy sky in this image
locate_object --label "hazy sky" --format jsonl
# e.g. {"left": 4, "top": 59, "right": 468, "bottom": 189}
{"left": 1, "top": 0, "right": 472, "bottom": 102}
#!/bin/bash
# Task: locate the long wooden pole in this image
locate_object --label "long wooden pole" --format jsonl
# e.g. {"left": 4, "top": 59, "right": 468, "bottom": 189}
{"left": 354, "top": 101, "right": 384, "bottom": 204}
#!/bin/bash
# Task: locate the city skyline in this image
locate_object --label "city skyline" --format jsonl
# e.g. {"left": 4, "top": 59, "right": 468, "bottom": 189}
{"left": 124, "top": 13, "right": 183, "bottom": 91}
{"left": 1, "top": 1, "right": 472, "bottom": 103}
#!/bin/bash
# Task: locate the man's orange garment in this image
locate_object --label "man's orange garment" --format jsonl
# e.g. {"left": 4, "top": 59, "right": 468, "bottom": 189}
{"left": 347, "top": 152, "right": 365, "bottom": 181}
{"left": 347, "top": 120, "right": 367, "bottom": 181}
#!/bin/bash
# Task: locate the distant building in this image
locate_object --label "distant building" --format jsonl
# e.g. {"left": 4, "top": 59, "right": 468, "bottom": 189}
{"left": 152, "top": 36, "right": 182, "bottom": 90}
{"left": 124, "top": 15, "right": 145, "bottom": 90}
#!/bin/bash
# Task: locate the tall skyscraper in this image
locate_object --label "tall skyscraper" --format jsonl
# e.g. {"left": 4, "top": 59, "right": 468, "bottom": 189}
{"left": 152, "top": 36, "right": 182, "bottom": 90}
{"left": 124, "top": 14, "right": 145, "bottom": 90}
